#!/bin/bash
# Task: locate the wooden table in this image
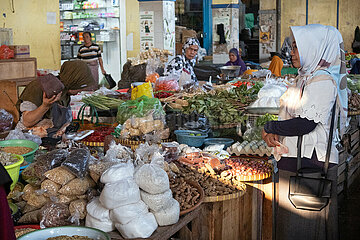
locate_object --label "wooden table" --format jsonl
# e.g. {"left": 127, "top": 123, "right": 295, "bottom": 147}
{"left": 108, "top": 205, "right": 202, "bottom": 240}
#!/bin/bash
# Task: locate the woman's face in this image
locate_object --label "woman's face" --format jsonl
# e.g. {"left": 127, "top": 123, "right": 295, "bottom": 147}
{"left": 185, "top": 45, "right": 199, "bottom": 60}
{"left": 229, "top": 52, "right": 237, "bottom": 62}
{"left": 290, "top": 41, "right": 301, "bottom": 68}
{"left": 84, "top": 33, "right": 92, "bottom": 45}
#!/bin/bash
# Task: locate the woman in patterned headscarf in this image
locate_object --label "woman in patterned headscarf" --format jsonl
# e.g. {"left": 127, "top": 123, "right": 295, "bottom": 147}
{"left": 165, "top": 37, "right": 200, "bottom": 89}
{"left": 262, "top": 24, "right": 347, "bottom": 240}
{"left": 16, "top": 60, "right": 94, "bottom": 137}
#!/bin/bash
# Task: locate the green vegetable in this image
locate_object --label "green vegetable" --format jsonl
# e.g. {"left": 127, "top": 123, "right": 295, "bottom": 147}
{"left": 82, "top": 95, "right": 124, "bottom": 110}
{"left": 255, "top": 113, "right": 278, "bottom": 127}
{"left": 181, "top": 84, "right": 263, "bottom": 126}
{"left": 190, "top": 133, "right": 195, "bottom": 136}
{"left": 196, "top": 133, "right": 201, "bottom": 136}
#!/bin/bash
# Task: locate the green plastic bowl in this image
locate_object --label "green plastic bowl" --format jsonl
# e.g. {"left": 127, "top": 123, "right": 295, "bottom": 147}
{"left": 4, "top": 154, "right": 24, "bottom": 191}
{"left": 0, "top": 139, "right": 39, "bottom": 163}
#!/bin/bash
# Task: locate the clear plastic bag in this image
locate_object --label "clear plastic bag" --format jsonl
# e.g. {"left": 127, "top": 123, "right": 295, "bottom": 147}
{"left": 116, "top": 95, "right": 165, "bottom": 124}
{"left": 99, "top": 178, "right": 141, "bottom": 209}
{"left": 134, "top": 142, "right": 162, "bottom": 166}
{"left": 44, "top": 166, "right": 76, "bottom": 186}
{"left": 115, "top": 212, "right": 157, "bottom": 239}
{"left": 161, "top": 142, "right": 180, "bottom": 162}
{"left": 110, "top": 200, "right": 148, "bottom": 225}
{"left": 134, "top": 163, "right": 170, "bottom": 194}
{"left": 62, "top": 148, "right": 90, "bottom": 179}
{"left": 69, "top": 199, "right": 87, "bottom": 220}
{"left": 0, "top": 108, "right": 13, "bottom": 132}
{"left": 40, "top": 202, "right": 70, "bottom": 228}
{"left": 154, "top": 76, "right": 179, "bottom": 92}
{"left": 58, "top": 176, "right": 95, "bottom": 196}
{"left": 22, "top": 156, "right": 54, "bottom": 186}
{"left": 140, "top": 189, "right": 172, "bottom": 212}
{"left": 104, "top": 141, "right": 133, "bottom": 162}
{"left": 100, "top": 162, "right": 135, "bottom": 184}
{"left": 145, "top": 59, "right": 160, "bottom": 83}
{"left": 86, "top": 214, "right": 115, "bottom": 232}
{"left": 152, "top": 198, "right": 180, "bottom": 226}
{"left": 5, "top": 128, "right": 25, "bottom": 140}
{"left": 46, "top": 149, "right": 69, "bottom": 168}
{"left": 86, "top": 197, "right": 110, "bottom": 221}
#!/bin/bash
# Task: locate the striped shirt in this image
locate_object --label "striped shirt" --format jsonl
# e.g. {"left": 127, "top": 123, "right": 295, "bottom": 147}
{"left": 77, "top": 43, "right": 101, "bottom": 63}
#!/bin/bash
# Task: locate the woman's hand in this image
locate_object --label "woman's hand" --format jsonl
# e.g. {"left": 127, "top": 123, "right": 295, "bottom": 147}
{"left": 42, "top": 92, "right": 62, "bottom": 108}
{"left": 101, "top": 68, "right": 106, "bottom": 75}
{"left": 262, "top": 128, "right": 279, "bottom": 147}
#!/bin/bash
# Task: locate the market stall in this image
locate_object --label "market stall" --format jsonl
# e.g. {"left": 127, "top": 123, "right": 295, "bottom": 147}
{"left": 4, "top": 63, "right": 359, "bottom": 240}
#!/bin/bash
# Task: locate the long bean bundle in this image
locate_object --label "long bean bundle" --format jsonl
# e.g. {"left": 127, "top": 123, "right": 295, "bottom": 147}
{"left": 82, "top": 95, "right": 124, "bottom": 110}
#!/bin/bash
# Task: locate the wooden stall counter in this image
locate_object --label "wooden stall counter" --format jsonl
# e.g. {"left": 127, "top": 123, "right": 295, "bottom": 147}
{"left": 186, "top": 177, "right": 274, "bottom": 240}
{"left": 108, "top": 205, "right": 202, "bottom": 240}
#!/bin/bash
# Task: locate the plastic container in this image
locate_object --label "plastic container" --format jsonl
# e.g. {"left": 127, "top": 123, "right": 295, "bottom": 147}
{"left": 0, "top": 139, "right": 39, "bottom": 163}
{"left": 203, "top": 138, "right": 235, "bottom": 149}
{"left": 174, "top": 130, "right": 208, "bottom": 147}
{"left": 4, "top": 154, "right": 24, "bottom": 191}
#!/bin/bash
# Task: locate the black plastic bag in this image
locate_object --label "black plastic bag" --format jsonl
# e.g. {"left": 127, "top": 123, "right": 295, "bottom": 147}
{"left": 104, "top": 74, "right": 116, "bottom": 89}
{"left": 61, "top": 148, "right": 90, "bottom": 179}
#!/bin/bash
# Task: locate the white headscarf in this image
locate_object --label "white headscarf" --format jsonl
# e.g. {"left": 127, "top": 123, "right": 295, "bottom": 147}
{"left": 289, "top": 24, "right": 348, "bottom": 135}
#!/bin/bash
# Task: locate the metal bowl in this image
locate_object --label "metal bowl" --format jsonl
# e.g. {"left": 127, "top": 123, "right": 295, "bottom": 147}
{"left": 220, "top": 66, "right": 241, "bottom": 78}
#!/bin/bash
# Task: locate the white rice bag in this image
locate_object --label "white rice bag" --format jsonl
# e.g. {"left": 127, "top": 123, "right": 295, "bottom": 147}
{"left": 99, "top": 178, "right": 140, "bottom": 209}
{"left": 134, "top": 164, "right": 169, "bottom": 194}
{"left": 110, "top": 200, "right": 148, "bottom": 225}
{"left": 140, "top": 189, "right": 172, "bottom": 212}
{"left": 86, "top": 197, "right": 110, "bottom": 221}
{"left": 115, "top": 212, "right": 157, "bottom": 239}
{"left": 152, "top": 198, "right": 180, "bottom": 226}
{"left": 100, "top": 162, "right": 135, "bottom": 184}
{"left": 85, "top": 214, "right": 115, "bottom": 232}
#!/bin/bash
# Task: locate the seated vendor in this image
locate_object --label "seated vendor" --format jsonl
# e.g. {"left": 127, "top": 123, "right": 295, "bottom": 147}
{"left": 164, "top": 38, "right": 200, "bottom": 89}
{"left": 225, "top": 48, "right": 246, "bottom": 75}
{"left": 16, "top": 60, "right": 94, "bottom": 138}
{"left": 268, "top": 53, "right": 284, "bottom": 77}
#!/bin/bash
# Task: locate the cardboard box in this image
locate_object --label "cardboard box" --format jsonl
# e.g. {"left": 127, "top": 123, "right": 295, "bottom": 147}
{"left": 9, "top": 45, "right": 30, "bottom": 58}
{"left": 0, "top": 58, "right": 37, "bottom": 81}
{"left": 175, "top": 43, "right": 183, "bottom": 55}
{"left": 175, "top": 26, "right": 186, "bottom": 43}
{"left": 182, "top": 29, "right": 197, "bottom": 43}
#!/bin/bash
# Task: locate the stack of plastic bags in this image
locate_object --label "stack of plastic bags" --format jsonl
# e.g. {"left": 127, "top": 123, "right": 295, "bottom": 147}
{"left": 85, "top": 161, "right": 158, "bottom": 238}
{"left": 134, "top": 163, "right": 180, "bottom": 227}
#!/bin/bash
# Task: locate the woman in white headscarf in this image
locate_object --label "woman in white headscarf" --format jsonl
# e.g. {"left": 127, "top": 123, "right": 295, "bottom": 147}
{"left": 262, "top": 24, "right": 347, "bottom": 240}
{"left": 165, "top": 38, "right": 200, "bottom": 89}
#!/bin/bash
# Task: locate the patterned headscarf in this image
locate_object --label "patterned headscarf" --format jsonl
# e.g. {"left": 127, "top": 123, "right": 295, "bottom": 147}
{"left": 182, "top": 37, "right": 200, "bottom": 66}
{"left": 290, "top": 24, "right": 348, "bottom": 134}
{"left": 165, "top": 38, "right": 200, "bottom": 83}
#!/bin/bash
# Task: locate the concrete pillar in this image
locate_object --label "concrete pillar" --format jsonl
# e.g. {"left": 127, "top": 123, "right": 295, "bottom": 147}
{"left": 211, "top": 0, "right": 239, "bottom": 64}
{"left": 138, "top": 0, "right": 176, "bottom": 55}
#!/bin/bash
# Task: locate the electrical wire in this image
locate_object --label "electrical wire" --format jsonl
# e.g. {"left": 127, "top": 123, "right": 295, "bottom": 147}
{"left": 10, "top": 0, "right": 15, "bottom": 13}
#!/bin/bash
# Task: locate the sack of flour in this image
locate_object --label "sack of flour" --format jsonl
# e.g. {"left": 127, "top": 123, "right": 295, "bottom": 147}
{"left": 99, "top": 178, "right": 140, "bottom": 209}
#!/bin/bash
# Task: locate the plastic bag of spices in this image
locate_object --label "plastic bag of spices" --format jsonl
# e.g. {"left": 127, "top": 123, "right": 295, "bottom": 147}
{"left": 40, "top": 202, "right": 70, "bottom": 228}
{"left": 61, "top": 148, "right": 90, "bottom": 179}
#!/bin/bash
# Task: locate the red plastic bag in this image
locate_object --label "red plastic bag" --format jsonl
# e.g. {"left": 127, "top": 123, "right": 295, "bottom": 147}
{"left": 0, "top": 45, "right": 14, "bottom": 59}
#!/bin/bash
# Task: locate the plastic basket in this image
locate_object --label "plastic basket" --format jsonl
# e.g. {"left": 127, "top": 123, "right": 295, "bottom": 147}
{"left": 4, "top": 154, "right": 24, "bottom": 191}
{"left": 174, "top": 130, "right": 208, "bottom": 147}
{"left": 0, "top": 139, "right": 39, "bottom": 163}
